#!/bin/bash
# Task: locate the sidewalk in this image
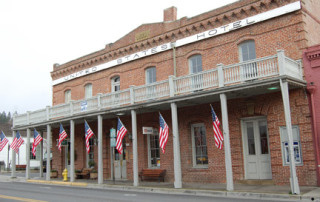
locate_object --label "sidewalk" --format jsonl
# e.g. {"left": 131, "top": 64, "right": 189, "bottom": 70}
{"left": 1, "top": 173, "right": 320, "bottom": 201}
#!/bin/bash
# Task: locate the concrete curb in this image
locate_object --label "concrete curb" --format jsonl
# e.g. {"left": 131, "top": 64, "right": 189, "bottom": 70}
{"left": 27, "top": 179, "right": 88, "bottom": 187}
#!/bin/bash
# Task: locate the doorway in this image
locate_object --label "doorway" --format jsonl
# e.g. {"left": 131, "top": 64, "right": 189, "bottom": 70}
{"left": 242, "top": 118, "right": 272, "bottom": 179}
{"left": 114, "top": 139, "right": 127, "bottom": 179}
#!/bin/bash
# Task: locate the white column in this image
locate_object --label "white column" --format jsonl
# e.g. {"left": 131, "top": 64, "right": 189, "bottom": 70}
{"left": 46, "top": 125, "right": 51, "bottom": 181}
{"left": 11, "top": 131, "right": 16, "bottom": 178}
{"left": 131, "top": 110, "right": 139, "bottom": 187}
{"left": 26, "top": 128, "right": 31, "bottom": 179}
{"left": 70, "top": 120, "right": 75, "bottom": 182}
{"left": 220, "top": 93, "right": 234, "bottom": 191}
{"left": 40, "top": 131, "right": 43, "bottom": 178}
{"left": 98, "top": 115, "right": 103, "bottom": 184}
{"left": 171, "top": 102, "right": 182, "bottom": 188}
{"left": 280, "top": 79, "right": 300, "bottom": 194}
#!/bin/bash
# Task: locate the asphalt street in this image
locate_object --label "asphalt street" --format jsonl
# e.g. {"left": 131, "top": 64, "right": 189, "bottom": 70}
{"left": 0, "top": 181, "right": 300, "bottom": 202}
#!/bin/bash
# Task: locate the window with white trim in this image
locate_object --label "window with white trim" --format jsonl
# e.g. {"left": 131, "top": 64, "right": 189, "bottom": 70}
{"left": 191, "top": 123, "right": 208, "bottom": 167}
{"left": 111, "top": 76, "right": 120, "bottom": 92}
{"left": 148, "top": 132, "right": 160, "bottom": 168}
{"left": 279, "top": 125, "right": 302, "bottom": 166}
{"left": 145, "top": 67, "right": 156, "bottom": 84}
{"left": 189, "top": 55, "right": 202, "bottom": 74}
{"left": 85, "top": 83, "right": 92, "bottom": 99}
{"left": 239, "top": 40, "right": 257, "bottom": 79}
{"left": 65, "top": 90, "right": 71, "bottom": 103}
{"left": 145, "top": 67, "right": 156, "bottom": 98}
{"left": 189, "top": 55, "right": 203, "bottom": 90}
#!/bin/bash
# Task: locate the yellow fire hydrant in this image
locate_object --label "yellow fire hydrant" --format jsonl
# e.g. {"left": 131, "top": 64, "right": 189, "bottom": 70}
{"left": 62, "top": 168, "right": 68, "bottom": 182}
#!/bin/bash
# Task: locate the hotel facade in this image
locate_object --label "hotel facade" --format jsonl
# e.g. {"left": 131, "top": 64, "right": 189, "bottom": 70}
{"left": 12, "top": 0, "right": 320, "bottom": 193}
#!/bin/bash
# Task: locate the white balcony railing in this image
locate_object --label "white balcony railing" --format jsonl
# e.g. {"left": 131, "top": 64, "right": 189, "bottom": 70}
{"left": 13, "top": 51, "right": 303, "bottom": 127}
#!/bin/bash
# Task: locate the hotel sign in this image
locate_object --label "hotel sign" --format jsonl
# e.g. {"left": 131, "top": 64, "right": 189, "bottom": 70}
{"left": 52, "top": 2, "right": 301, "bottom": 86}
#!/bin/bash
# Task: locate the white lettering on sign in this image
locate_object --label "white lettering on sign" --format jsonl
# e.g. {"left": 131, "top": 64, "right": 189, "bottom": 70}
{"left": 52, "top": 2, "right": 301, "bottom": 86}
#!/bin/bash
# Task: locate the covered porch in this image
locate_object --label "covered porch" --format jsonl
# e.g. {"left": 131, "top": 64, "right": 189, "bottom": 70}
{"left": 12, "top": 50, "right": 306, "bottom": 194}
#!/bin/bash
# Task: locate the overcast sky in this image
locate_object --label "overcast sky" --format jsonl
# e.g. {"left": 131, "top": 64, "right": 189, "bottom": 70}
{"left": 0, "top": 0, "right": 237, "bottom": 115}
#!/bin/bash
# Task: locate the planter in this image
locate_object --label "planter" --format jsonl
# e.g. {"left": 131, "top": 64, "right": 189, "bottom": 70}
{"left": 50, "top": 171, "right": 58, "bottom": 178}
{"left": 90, "top": 172, "right": 98, "bottom": 179}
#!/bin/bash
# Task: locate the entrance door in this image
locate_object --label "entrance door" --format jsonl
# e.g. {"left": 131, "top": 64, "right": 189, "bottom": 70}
{"left": 114, "top": 139, "right": 127, "bottom": 179}
{"left": 242, "top": 118, "right": 272, "bottom": 179}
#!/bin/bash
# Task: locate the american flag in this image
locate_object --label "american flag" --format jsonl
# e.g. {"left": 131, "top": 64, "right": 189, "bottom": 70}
{"left": 211, "top": 105, "right": 224, "bottom": 150}
{"left": 32, "top": 129, "right": 43, "bottom": 157}
{"left": 159, "top": 113, "right": 169, "bottom": 153}
{"left": 85, "top": 120, "right": 94, "bottom": 154}
{"left": 0, "top": 131, "right": 9, "bottom": 152}
{"left": 58, "top": 124, "right": 68, "bottom": 152}
{"left": 10, "top": 131, "right": 24, "bottom": 153}
{"left": 116, "top": 118, "right": 127, "bottom": 154}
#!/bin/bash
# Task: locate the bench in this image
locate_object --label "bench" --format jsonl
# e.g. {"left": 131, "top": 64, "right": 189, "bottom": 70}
{"left": 16, "top": 165, "right": 27, "bottom": 170}
{"left": 139, "top": 169, "right": 166, "bottom": 182}
{"left": 75, "top": 168, "right": 92, "bottom": 179}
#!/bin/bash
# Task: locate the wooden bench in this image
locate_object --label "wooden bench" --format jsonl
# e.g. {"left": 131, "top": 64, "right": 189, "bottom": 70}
{"left": 75, "top": 168, "right": 92, "bottom": 179}
{"left": 139, "top": 169, "right": 166, "bottom": 182}
{"left": 16, "top": 165, "right": 27, "bottom": 170}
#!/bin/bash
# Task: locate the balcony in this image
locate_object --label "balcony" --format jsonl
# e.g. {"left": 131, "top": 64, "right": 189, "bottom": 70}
{"left": 13, "top": 50, "right": 304, "bottom": 128}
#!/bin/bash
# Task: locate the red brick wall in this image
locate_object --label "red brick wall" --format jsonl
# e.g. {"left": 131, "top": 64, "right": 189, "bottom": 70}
{"left": 50, "top": 88, "right": 316, "bottom": 185}
{"left": 48, "top": 0, "right": 319, "bottom": 186}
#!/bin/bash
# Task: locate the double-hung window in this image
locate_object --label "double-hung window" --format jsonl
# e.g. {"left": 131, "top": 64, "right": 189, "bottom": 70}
{"left": 239, "top": 40, "right": 257, "bottom": 80}
{"left": 65, "top": 90, "right": 71, "bottom": 103}
{"left": 145, "top": 67, "right": 156, "bottom": 98}
{"left": 111, "top": 76, "right": 120, "bottom": 103}
{"left": 188, "top": 55, "right": 203, "bottom": 90}
{"left": 85, "top": 83, "right": 92, "bottom": 99}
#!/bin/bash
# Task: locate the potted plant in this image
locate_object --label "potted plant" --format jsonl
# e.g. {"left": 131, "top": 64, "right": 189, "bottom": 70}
{"left": 90, "top": 169, "right": 98, "bottom": 179}
{"left": 88, "top": 160, "right": 95, "bottom": 168}
{"left": 50, "top": 169, "right": 58, "bottom": 178}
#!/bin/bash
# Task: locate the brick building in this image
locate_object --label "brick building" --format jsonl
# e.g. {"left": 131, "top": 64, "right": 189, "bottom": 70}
{"left": 303, "top": 44, "right": 320, "bottom": 186}
{"left": 12, "top": 0, "right": 320, "bottom": 193}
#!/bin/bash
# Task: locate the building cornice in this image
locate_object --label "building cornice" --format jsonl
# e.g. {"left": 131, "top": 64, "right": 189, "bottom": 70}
{"left": 51, "top": 0, "right": 300, "bottom": 81}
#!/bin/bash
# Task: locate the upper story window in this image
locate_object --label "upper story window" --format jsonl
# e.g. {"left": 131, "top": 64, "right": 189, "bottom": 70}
{"left": 191, "top": 123, "right": 208, "bottom": 168}
{"left": 111, "top": 76, "right": 120, "bottom": 92}
{"left": 65, "top": 90, "right": 71, "bottom": 103}
{"left": 239, "top": 40, "right": 256, "bottom": 62}
{"left": 189, "top": 54, "right": 202, "bottom": 74}
{"left": 85, "top": 83, "right": 92, "bottom": 99}
{"left": 145, "top": 67, "right": 156, "bottom": 84}
{"left": 239, "top": 40, "right": 257, "bottom": 79}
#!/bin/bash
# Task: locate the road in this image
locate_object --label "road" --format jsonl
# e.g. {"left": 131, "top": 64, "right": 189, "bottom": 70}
{"left": 0, "top": 181, "right": 301, "bottom": 202}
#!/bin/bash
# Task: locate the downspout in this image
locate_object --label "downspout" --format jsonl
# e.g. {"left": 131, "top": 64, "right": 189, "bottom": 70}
{"left": 307, "top": 85, "right": 320, "bottom": 186}
{"left": 171, "top": 42, "right": 177, "bottom": 77}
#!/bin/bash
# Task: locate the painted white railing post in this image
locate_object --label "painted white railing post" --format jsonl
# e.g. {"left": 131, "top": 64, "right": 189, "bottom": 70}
{"left": 217, "top": 64, "right": 224, "bottom": 87}
{"left": 297, "top": 59, "right": 303, "bottom": 80}
{"left": 277, "top": 50, "right": 286, "bottom": 76}
{"left": 97, "top": 93, "right": 102, "bottom": 110}
{"left": 70, "top": 101, "right": 74, "bottom": 116}
{"left": 130, "top": 85, "right": 135, "bottom": 104}
{"left": 27, "top": 111, "right": 30, "bottom": 124}
{"left": 46, "top": 106, "right": 50, "bottom": 121}
{"left": 169, "top": 75, "right": 175, "bottom": 97}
